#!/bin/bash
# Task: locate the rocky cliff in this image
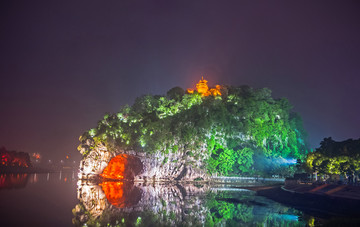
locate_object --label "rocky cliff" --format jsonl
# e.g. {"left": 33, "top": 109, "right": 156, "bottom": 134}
{"left": 78, "top": 140, "right": 209, "bottom": 182}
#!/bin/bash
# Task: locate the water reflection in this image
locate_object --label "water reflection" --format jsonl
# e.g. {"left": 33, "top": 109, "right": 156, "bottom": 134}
{"left": 73, "top": 180, "right": 306, "bottom": 226}
{"left": 26, "top": 171, "right": 77, "bottom": 184}
{"left": 0, "top": 171, "right": 78, "bottom": 189}
{"left": 0, "top": 172, "right": 78, "bottom": 227}
{"left": 0, "top": 173, "right": 29, "bottom": 189}
{"left": 100, "top": 181, "right": 142, "bottom": 208}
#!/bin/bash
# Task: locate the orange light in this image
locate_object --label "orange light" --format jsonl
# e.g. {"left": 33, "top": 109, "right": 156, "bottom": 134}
{"left": 66, "top": 155, "right": 69, "bottom": 159}
{"left": 100, "top": 181, "right": 125, "bottom": 207}
{"left": 100, "top": 155, "right": 128, "bottom": 180}
{"left": 187, "top": 77, "right": 222, "bottom": 97}
{"left": 196, "top": 77, "right": 209, "bottom": 94}
{"left": 209, "top": 87, "right": 221, "bottom": 96}
{"left": 33, "top": 153, "right": 41, "bottom": 159}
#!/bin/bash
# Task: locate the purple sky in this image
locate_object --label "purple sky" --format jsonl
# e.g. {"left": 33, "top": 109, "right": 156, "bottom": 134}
{"left": 1, "top": 1, "right": 359, "bottom": 162}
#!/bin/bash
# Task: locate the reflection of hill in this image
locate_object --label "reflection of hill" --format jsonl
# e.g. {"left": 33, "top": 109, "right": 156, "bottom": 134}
{"left": 0, "top": 173, "right": 29, "bottom": 190}
{"left": 73, "top": 180, "right": 306, "bottom": 226}
{"left": 100, "top": 181, "right": 142, "bottom": 208}
{"left": 73, "top": 180, "right": 210, "bottom": 226}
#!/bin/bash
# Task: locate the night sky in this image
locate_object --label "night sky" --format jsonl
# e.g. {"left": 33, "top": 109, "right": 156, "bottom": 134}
{"left": 1, "top": 1, "right": 359, "bottom": 162}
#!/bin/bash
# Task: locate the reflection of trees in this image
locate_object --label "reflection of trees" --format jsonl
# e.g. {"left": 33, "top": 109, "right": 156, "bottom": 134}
{"left": 73, "top": 181, "right": 305, "bottom": 226}
{"left": 0, "top": 173, "right": 29, "bottom": 189}
{"left": 206, "top": 192, "right": 254, "bottom": 225}
{"left": 206, "top": 190, "right": 305, "bottom": 226}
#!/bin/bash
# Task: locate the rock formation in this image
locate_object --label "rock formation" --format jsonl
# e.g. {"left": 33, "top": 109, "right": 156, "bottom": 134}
{"left": 78, "top": 142, "right": 209, "bottom": 181}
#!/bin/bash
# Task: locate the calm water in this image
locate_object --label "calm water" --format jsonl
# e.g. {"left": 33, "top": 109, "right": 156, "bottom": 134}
{"left": 0, "top": 172, "right": 78, "bottom": 226}
{"left": 0, "top": 173, "right": 314, "bottom": 226}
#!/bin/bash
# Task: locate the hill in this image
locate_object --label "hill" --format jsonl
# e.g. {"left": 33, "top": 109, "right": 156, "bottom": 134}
{"left": 78, "top": 78, "right": 308, "bottom": 180}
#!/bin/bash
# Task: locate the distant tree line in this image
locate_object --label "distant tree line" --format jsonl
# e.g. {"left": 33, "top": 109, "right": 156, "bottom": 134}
{"left": 0, "top": 147, "right": 31, "bottom": 168}
{"left": 304, "top": 137, "right": 360, "bottom": 177}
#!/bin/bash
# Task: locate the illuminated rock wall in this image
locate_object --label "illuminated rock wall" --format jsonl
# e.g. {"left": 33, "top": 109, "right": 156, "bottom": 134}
{"left": 78, "top": 143, "right": 112, "bottom": 179}
{"left": 134, "top": 149, "right": 209, "bottom": 182}
{"left": 79, "top": 141, "right": 209, "bottom": 181}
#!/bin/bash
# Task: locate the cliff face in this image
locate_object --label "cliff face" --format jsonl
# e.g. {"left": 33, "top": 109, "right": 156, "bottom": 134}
{"left": 78, "top": 140, "right": 209, "bottom": 181}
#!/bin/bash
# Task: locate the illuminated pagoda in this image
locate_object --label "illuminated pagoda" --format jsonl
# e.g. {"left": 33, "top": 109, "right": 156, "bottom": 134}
{"left": 187, "top": 77, "right": 222, "bottom": 97}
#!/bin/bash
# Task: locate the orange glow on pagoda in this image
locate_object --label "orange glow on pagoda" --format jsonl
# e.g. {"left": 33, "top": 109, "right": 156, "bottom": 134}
{"left": 196, "top": 77, "right": 209, "bottom": 94}
{"left": 187, "top": 77, "right": 222, "bottom": 97}
{"left": 100, "top": 155, "right": 127, "bottom": 180}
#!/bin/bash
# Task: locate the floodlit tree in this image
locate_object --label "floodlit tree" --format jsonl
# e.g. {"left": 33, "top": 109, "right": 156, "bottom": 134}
{"left": 305, "top": 137, "right": 360, "bottom": 177}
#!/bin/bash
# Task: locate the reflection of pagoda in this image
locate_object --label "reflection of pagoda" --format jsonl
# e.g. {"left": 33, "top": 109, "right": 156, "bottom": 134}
{"left": 187, "top": 77, "right": 222, "bottom": 97}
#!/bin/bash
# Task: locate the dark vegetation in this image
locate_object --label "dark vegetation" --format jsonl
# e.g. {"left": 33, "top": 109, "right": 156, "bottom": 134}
{"left": 304, "top": 137, "right": 360, "bottom": 177}
{"left": 0, "top": 147, "right": 31, "bottom": 168}
{"left": 256, "top": 186, "right": 360, "bottom": 224}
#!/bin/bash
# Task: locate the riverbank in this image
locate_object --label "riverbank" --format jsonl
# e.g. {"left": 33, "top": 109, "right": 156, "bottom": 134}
{"left": 0, "top": 166, "right": 76, "bottom": 174}
{"left": 255, "top": 185, "right": 360, "bottom": 224}
{"left": 283, "top": 183, "right": 360, "bottom": 201}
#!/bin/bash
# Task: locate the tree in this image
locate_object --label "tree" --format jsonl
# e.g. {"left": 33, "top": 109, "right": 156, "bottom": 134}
{"left": 305, "top": 138, "right": 360, "bottom": 176}
{"left": 166, "top": 87, "right": 185, "bottom": 101}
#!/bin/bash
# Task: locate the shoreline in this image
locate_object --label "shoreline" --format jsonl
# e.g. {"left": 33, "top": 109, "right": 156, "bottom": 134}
{"left": 0, "top": 167, "right": 76, "bottom": 174}
{"left": 255, "top": 185, "right": 360, "bottom": 219}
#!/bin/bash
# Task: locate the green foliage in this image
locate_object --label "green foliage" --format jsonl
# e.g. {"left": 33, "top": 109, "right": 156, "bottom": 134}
{"left": 166, "top": 86, "right": 185, "bottom": 101}
{"left": 162, "top": 157, "right": 168, "bottom": 165}
{"left": 236, "top": 147, "right": 254, "bottom": 173}
{"left": 79, "top": 84, "right": 308, "bottom": 177}
{"left": 135, "top": 217, "right": 142, "bottom": 226}
{"left": 305, "top": 137, "right": 360, "bottom": 176}
{"left": 205, "top": 192, "right": 254, "bottom": 225}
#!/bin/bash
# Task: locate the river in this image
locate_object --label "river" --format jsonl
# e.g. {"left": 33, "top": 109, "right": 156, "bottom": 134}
{"left": 0, "top": 172, "right": 344, "bottom": 226}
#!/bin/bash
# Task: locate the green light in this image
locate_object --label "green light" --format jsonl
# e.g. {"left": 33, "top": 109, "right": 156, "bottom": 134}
{"left": 136, "top": 217, "right": 142, "bottom": 225}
